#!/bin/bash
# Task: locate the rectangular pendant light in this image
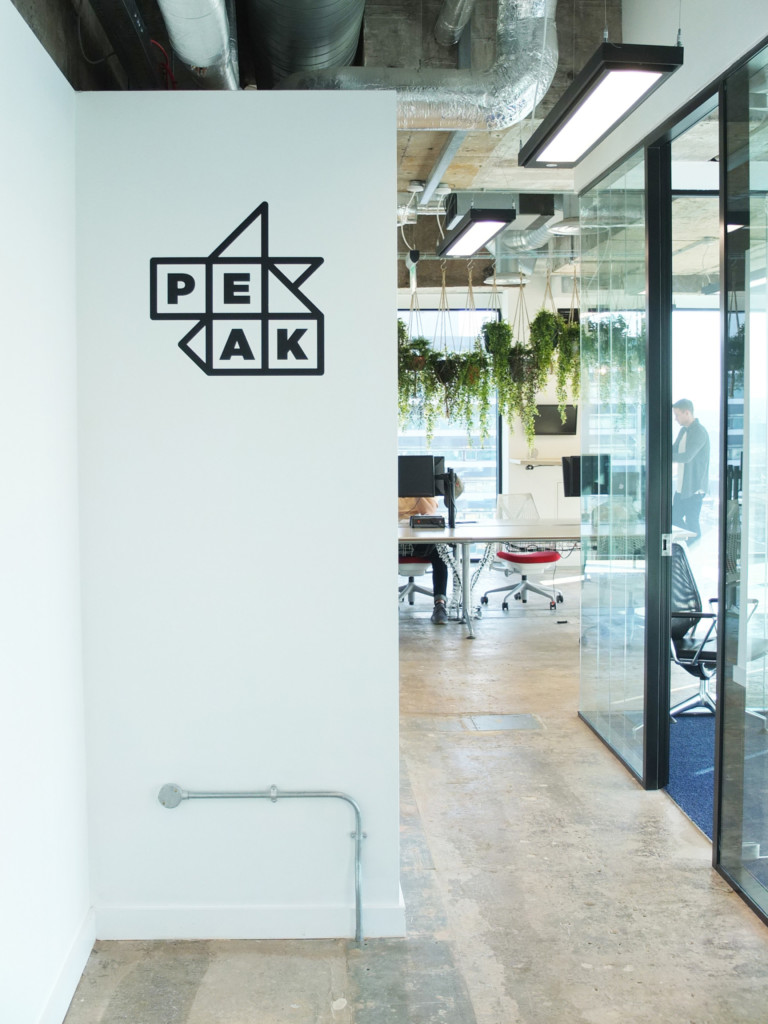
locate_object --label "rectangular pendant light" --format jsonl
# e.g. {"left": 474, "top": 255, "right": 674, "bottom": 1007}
{"left": 518, "top": 42, "right": 684, "bottom": 169}
{"left": 436, "top": 207, "right": 516, "bottom": 258}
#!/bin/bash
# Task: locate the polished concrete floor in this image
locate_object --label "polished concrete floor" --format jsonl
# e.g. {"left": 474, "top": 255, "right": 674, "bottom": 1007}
{"left": 64, "top": 573, "right": 768, "bottom": 1023}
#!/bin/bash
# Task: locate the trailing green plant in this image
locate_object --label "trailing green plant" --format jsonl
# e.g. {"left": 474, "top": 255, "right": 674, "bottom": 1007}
{"left": 556, "top": 319, "right": 581, "bottom": 416}
{"left": 397, "top": 318, "right": 431, "bottom": 425}
{"left": 397, "top": 320, "right": 494, "bottom": 445}
{"left": 484, "top": 312, "right": 566, "bottom": 451}
{"left": 579, "top": 314, "right": 644, "bottom": 408}
{"left": 455, "top": 342, "right": 492, "bottom": 442}
{"left": 482, "top": 318, "right": 517, "bottom": 427}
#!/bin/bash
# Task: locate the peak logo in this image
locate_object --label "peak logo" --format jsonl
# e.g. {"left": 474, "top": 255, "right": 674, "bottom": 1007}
{"left": 150, "top": 203, "right": 324, "bottom": 375}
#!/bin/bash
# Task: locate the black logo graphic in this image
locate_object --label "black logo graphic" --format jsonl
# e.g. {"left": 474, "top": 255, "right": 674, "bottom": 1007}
{"left": 150, "top": 203, "right": 324, "bottom": 375}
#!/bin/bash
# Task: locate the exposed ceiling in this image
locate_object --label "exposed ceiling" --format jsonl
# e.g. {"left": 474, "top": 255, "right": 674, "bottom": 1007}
{"left": 13, "top": 0, "right": 725, "bottom": 295}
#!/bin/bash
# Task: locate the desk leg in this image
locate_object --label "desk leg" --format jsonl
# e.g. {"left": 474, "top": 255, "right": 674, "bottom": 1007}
{"left": 462, "top": 542, "right": 475, "bottom": 639}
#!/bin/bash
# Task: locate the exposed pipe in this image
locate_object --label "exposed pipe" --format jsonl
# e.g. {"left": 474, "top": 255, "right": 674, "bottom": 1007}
{"left": 158, "top": 782, "right": 366, "bottom": 943}
{"left": 277, "top": 0, "right": 558, "bottom": 132}
{"left": 156, "top": 0, "right": 238, "bottom": 89}
{"left": 500, "top": 222, "right": 556, "bottom": 253}
{"left": 244, "top": 0, "right": 366, "bottom": 84}
{"left": 434, "top": 0, "right": 477, "bottom": 47}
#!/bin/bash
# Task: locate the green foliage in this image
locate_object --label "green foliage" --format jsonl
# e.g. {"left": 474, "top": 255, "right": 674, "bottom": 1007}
{"left": 398, "top": 309, "right": 587, "bottom": 450}
{"left": 579, "top": 314, "right": 644, "bottom": 408}
{"left": 556, "top": 321, "right": 581, "bottom": 417}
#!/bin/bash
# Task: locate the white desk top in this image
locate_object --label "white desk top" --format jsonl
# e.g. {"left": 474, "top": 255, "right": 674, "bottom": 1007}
{"left": 398, "top": 519, "right": 582, "bottom": 546}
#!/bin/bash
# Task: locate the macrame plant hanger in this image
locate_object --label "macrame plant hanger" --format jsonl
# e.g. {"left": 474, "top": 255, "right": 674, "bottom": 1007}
{"left": 486, "top": 261, "right": 503, "bottom": 319}
{"left": 511, "top": 270, "right": 530, "bottom": 346}
{"left": 568, "top": 265, "right": 580, "bottom": 326}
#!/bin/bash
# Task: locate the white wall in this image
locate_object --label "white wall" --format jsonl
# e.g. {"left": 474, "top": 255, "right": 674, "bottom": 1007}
{"left": 77, "top": 91, "right": 401, "bottom": 939}
{"left": 576, "top": 0, "right": 768, "bottom": 191}
{"left": 0, "top": 6, "right": 93, "bottom": 1024}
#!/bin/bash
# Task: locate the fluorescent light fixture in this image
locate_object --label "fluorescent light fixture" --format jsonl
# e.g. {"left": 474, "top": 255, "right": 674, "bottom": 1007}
{"left": 518, "top": 42, "right": 684, "bottom": 169}
{"left": 436, "top": 207, "right": 516, "bottom": 258}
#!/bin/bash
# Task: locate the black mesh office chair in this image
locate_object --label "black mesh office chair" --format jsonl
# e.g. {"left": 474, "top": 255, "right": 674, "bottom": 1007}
{"left": 670, "top": 542, "right": 717, "bottom": 715}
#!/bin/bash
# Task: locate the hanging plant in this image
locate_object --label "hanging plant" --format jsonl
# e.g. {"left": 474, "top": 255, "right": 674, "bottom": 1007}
{"left": 556, "top": 319, "right": 581, "bottom": 417}
{"left": 580, "top": 314, "right": 644, "bottom": 408}
{"left": 397, "top": 318, "right": 431, "bottom": 426}
{"left": 528, "top": 309, "right": 560, "bottom": 384}
{"left": 482, "top": 318, "right": 517, "bottom": 427}
{"left": 455, "top": 342, "right": 492, "bottom": 442}
{"left": 507, "top": 344, "right": 543, "bottom": 451}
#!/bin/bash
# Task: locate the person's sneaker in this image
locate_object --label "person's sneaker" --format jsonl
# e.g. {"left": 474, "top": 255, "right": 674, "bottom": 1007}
{"left": 431, "top": 601, "right": 448, "bottom": 625}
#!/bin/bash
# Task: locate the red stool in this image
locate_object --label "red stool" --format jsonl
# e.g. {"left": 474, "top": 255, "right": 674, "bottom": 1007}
{"left": 480, "top": 549, "right": 563, "bottom": 611}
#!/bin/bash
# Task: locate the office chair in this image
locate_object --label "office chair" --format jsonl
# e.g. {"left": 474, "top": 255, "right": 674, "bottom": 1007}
{"left": 479, "top": 494, "right": 564, "bottom": 611}
{"left": 669, "top": 541, "right": 718, "bottom": 715}
{"left": 398, "top": 555, "right": 433, "bottom": 605}
{"left": 670, "top": 540, "right": 768, "bottom": 722}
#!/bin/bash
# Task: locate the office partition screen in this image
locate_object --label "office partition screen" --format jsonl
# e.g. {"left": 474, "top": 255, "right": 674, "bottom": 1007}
{"left": 717, "top": 42, "right": 768, "bottom": 922}
{"left": 578, "top": 149, "right": 648, "bottom": 778}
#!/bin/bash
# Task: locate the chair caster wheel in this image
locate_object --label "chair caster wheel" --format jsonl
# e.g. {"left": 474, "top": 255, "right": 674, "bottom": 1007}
{"left": 556, "top": 594, "right": 564, "bottom": 603}
{"left": 514, "top": 593, "right": 522, "bottom": 601}
{"left": 550, "top": 601, "right": 557, "bottom": 610}
{"left": 480, "top": 595, "right": 489, "bottom": 605}
{"left": 502, "top": 602, "right": 509, "bottom": 612}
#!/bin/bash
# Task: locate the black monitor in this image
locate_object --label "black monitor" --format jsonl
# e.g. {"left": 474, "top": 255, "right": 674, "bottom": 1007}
{"left": 535, "top": 404, "right": 578, "bottom": 435}
{"left": 398, "top": 455, "right": 446, "bottom": 497}
{"left": 562, "top": 454, "right": 611, "bottom": 497}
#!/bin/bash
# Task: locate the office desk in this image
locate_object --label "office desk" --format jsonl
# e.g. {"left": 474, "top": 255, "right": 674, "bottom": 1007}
{"left": 398, "top": 520, "right": 581, "bottom": 638}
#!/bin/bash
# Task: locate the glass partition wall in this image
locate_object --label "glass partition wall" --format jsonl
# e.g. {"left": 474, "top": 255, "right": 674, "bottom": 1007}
{"left": 718, "top": 44, "right": 768, "bottom": 921}
{"left": 579, "top": 150, "right": 649, "bottom": 778}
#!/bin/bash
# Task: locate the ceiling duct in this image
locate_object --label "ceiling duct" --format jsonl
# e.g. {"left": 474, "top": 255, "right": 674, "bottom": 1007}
{"left": 276, "top": 0, "right": 559, "bottom": 132}
{"left": 156, "top": 0, "right": 238, "bottom": 88}
{"left": 434, "top": 0, "right": 477, "bottom": 47}
{"left": 244, "top": 0, "right": 366, "bottom": 84}
{"left": 484, "top": 256, "right": 536, "bottom": 285}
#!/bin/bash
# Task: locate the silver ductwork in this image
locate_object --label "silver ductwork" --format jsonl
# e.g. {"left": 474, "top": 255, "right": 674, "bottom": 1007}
{"left": 277, "top": 0, "right": 559, "bottom": 132}
{"left": 156, "top": 0, "right": 238, "bottom": 89}
{"left": 500, "top": 222, "right": 556, "bottom": 253}
{"left": 244, "top": 0, "right": 366, "bottom": 84}
{"left": 434, "top": 0, "right": 477, "bottom": 47}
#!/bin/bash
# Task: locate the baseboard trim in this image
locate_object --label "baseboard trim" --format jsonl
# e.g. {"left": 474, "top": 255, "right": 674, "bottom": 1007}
{"left": 96, "top": 900, "right": 406, "bottom": 940}
{"left": 39, "top": 908, "right": 96, "bottom": 1024}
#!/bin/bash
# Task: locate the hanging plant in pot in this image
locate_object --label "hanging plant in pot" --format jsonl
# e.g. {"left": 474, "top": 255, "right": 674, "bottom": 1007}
{"left": 455, "top": 341, "right": 492, "bottom": 443}
{"left": 397, "top": 318, "right": 431, "bottom": 426}
{"left": 506, "top": 344, "right": 544, "bottom": 452}
{"left": 555, "top": 318, "right": 581, "bottom": 417}
{"left": 482, "top": 318, "right": 517, "bottom": 428}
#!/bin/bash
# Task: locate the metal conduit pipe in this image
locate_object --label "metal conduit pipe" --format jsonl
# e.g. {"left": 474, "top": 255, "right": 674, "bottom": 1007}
{"left": 277, "top": 0, "right": 558, "bottom": 132}
{"left": 244, "top": 0, "right": 366, "bottom": 84}
{"left": 156, "top": 0, "right": 239, "bottom": 89}
{"left": 434, "top": 0, "right": 478, "bottom": 47}
{"left": 158, "top": 783, "right": 366, "bottom": 943}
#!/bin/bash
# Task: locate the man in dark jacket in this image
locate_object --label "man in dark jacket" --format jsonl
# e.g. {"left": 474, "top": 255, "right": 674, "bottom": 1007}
{"left": 672, "top": 398, "right": 710, "bottom": 542}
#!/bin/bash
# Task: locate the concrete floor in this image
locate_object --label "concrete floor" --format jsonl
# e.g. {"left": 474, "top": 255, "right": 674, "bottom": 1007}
{"left": 64, "top": 576, "right": 768, "bottom": 1023}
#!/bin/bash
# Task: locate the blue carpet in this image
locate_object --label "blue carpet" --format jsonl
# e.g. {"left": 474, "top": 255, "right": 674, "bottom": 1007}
{"left": 666, "top": 714, "right": 715, "bottom": 838}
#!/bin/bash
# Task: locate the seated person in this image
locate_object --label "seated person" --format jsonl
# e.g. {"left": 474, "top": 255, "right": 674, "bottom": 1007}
{"left": 398, "top": 478, "right": 461, "bottom": 625}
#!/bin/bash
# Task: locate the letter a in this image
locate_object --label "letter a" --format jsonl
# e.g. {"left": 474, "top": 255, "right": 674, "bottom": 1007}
{"left": 220, "top": 328, "right": 255, "bottom": 360}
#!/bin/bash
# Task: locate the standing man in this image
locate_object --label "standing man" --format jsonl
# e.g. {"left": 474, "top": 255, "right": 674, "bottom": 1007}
{"left": 672, "top": 398, "right": 710, "bottom": 542}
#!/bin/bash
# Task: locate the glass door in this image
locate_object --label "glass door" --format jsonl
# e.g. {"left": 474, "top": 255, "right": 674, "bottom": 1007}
{"left": 718, "top": 43, "right": 768, "bottom": 920}
{"left": 665, "top": 106, "right": 722, "bottom": 835}
{"left": 578, "top": 149, "right": 649, "bottom": 779}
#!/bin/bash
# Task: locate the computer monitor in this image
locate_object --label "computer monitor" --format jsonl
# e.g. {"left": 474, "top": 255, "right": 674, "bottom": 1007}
{"left": 562, "top": 454, "right": 611, "bottom": 497}
{"left": 535, "top": 404, "right": 578, "bottom": 435}
{"left": 398, "top": 455, "right": 446, "bottom": 497}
